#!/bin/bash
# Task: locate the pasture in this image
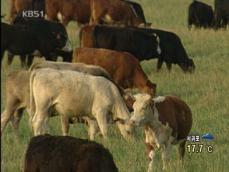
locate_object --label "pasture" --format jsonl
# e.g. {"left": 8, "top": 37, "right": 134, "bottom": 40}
{"left": 1, "top": 0, "right": 229, "bottom": 172}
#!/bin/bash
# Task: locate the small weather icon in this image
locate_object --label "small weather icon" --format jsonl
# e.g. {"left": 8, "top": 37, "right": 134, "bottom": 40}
{"left": 202, "top": 133, "right": 214, "bottom": 141}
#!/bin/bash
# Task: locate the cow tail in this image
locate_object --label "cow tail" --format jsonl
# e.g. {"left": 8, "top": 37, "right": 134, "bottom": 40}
{"left": 29, "top": 61, "right": 41, "bottom": 71}
{"left": 29, "top": 71, "right": 37, "bottom": 124}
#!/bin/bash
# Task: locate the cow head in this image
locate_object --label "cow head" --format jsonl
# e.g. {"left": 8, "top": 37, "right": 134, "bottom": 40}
{"left": 123, "top": 92, "right": 136, "bottom": 112}
{"left": 126, "top": 94, "right": 154, "bottom": 133}
{"left": 49, "top": 22, "right": 69, "bottom": 49}
{"left": 180, "top": 58, "right": 195, "bottom": 73}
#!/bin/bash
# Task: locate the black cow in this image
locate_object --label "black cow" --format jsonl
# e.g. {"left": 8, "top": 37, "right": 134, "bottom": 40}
{"left": 80, "top": 25, "right": 161, "bottom": 61}
{"left": 80, "top": 25, "right": 195, "bottom": 73}
{"left": 215, "top": 0, "right": 229, "bottom": 28}
{"left": 1, "top": 17, "right": 71, "bottom": 67}
{"left": 136, "top": 27, "right": 195, "bottom": 73}
{"left": 24, "top": 135, "right": 118, "bottom": 172}
{"left": 188, "top": 0, "right": 214, "bottom": 29}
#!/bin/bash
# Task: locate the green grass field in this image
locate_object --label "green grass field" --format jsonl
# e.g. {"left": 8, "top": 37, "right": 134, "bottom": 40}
{"left": 1, "top": 0, "right": 229, "bottom": 172}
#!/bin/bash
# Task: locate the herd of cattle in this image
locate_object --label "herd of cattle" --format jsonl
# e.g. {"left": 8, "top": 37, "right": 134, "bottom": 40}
{"left": 1, "top": 0, "right": 227, "bottom": 172}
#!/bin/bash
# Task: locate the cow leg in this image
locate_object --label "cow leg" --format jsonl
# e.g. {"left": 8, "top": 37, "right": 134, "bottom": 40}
{"left": 156, "top": 59, "right": 163, "bottom": 72}
{"left": 166, "top": 62, "right": 172, "bottom": 72}
{"left": 179, "top": 140, "right": 186, "bottom": 161}
{"left": 161, "top": 143, "right": 171, "bottom": 170}
{"left": 116, "top": 122, "right": 132, "bottom": 140}
{"left": 90, "top": 1, "right": 106, "bottom": 25}
{"left": 27, "top": 55, "right": 34, "bottom": 67}
{"left": 1, "top": 50, "right": 5, "bottom": 64}
{"left": 7, "top": 52, "right": 14, "bottom": 66}
{"left": 32, "top": 109, "right": 49, "bottom": 136}
{"left": 31, "top": 96, "right": 50, "bottom": 135}
{"left": 1, "top": 99, "right": 19, "bottom": 134}
{"left": 82, "top": 117, "right": 100, "bottom": 140}
{"left": 94, "top": 110, "right": 108, "bottom": 139}
{"left": 20, "top": 55, "right": 27, "bottom": 68}
{"left": 11, "top": 108, "right": 24, "bottom": 137}
{"left": 60, "top": 115, "right": 69, "bottom": 136}
{"left": 147, "top": 148, "right": 155, "bottom": 172}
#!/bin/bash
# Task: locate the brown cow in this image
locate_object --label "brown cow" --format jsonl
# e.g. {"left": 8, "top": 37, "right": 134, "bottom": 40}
{"left": 73, "top": 48, "right": 156, "bottom": 96}
{"left": 46, "top": 0, "right": 91, "bottom": 25}
{"left": 126, "top": 94, "right": 192, "bottom": 171}
{"left": 90, "top": 0, "right": 144, "bottom": 26}
{"left": 24, "top": 135, "right": 118, "bottom": 172}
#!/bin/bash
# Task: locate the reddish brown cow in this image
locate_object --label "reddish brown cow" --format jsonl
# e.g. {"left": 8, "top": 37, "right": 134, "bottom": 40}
{"left": 90, "top": 0, "right": 144, "bottom": 26}
{"left": 126, "top": 94, "right": 193, "bottom": 171}
{"left": 24, "top": 135, "right": 118, "bottom": 172}
{"left": 46, "top": 0, "right": 91, "bottom": 25}
{"left": 73, "top": 48, "right": 156, "bottom": 96}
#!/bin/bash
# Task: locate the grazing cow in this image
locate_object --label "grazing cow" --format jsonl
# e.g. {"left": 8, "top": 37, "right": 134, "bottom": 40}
{"left": 30, "top": 68, "right": 132, "bottom": 139}
{"left": 1, "top": 62, "right": 113, "bottom": 139}
{"left": 80, "top": 25, "right": 194, "bottom": 72}
{"left": 90, "top": 0, "right": 144, "bottom": 26}
{"left": 24, "top": 135, "right": 118, "bottom": 172}
{"left": 215, "top": 0, "right": 229, "bottom": 28}
{"left": 188, "top": 0, "right": 214, "bottom": 29}
{"left": 73, "top": 48, "right": 156, "bottom": 96}
{"left": 125, "top": 94, "right": 192, "bottom": 171}
{"left": 137, "top": 27, "right": 195, "bottom": 72}
{"left": 1, "top": 17, "right": 70, "bottom": 67}
{"left": 45, "top": 0, "right": 91, "bottom": 25}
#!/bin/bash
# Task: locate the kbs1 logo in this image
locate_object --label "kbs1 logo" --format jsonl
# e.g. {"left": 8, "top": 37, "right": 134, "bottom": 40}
{"left": 22, "top": 10, "right": 45, "bottom": 18}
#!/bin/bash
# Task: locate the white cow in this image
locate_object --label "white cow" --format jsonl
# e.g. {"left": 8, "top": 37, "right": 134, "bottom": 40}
{"left": 30, "top": 68, "right": 132, "bottom": 140}
{"left": 126, "top": 94, "right": 192, "bottom": 172}
{"left": 1, "top": 61, "right": 112, "bottom": 139}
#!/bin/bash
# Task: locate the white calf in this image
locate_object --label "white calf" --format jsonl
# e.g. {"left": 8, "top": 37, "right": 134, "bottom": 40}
{"left": 30, "top": 68, "right": 132, "bottom": 140}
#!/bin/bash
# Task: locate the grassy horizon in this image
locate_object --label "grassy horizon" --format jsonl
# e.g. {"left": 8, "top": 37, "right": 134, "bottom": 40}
{"left": 1, "top": 0, "right": 229, "bottom": 172}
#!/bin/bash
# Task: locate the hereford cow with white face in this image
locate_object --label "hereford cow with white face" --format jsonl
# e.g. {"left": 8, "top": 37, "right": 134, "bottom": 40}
{"left": 126, "top": 94, "right": 192, "bottom": 172}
